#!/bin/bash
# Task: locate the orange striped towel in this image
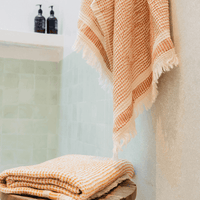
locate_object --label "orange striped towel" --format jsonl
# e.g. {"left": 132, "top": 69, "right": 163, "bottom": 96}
{"left": 0, "top": 154, "right": 134, "bottom": 200}
{"left": 73, "top": 0, "right": 179, "bottom": 159}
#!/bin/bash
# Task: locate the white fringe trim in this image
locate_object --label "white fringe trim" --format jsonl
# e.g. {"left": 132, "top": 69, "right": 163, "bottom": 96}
{"left": 72, "top": 34, "right": 113, "bottom": 93}
{"left": 112, "top": 49, "right": 179, "bottom": 160}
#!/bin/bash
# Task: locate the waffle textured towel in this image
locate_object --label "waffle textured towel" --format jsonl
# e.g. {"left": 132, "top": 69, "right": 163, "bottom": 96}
{"left": 0, "top": 155, "right": 134, "bottom": 200}
{"left": 73, "top": 0, "right": 179, "bottom": 159}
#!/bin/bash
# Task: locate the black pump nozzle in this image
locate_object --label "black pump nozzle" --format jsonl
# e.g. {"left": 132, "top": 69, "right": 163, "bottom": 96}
{"left": 36, "top": 4, "right": 43, "bottom": 14}
{"left": 49, "top": 5, "right": 54, "bottom": 15}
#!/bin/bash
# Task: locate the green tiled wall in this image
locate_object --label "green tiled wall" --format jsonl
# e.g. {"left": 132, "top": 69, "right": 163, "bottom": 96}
{"left": 0, "top": 57, "right": 60, "bottom": 172}
{"left": 57, "top": 51, "right": 156, "bottom": 200}
{"left": 0, "top": 52, "right": 156, "bottom": 200}
{"left": 58, "top": 51, "right": 114, "bottom": 158}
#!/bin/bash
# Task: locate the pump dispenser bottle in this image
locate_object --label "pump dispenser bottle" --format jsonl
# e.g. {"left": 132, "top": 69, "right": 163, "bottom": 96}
{"left": 34, "top": 4, "right": 46, "bottom": 33}
{"left": 47, "top": 6, "right": 58, "bottom": 34}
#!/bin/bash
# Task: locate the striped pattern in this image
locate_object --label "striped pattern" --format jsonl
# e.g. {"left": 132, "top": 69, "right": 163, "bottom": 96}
{"left": 73, "top": 0, "right": 179, "bottom": 159}
{"left": 0, "top": 155, "right": 134, "bottom": 200}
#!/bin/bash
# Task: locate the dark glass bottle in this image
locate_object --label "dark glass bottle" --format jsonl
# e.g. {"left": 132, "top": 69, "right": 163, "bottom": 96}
{"left": 34, "top": 4, "right": 46, "bottom": 33}
{"left": 47, "top": 6, "right": 58, "bottom": 34}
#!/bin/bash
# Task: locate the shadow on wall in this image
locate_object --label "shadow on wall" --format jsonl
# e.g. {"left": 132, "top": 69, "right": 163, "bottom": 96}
{"left": 151, "top": 64, "right": 182, "bottom": 188}
{"left": 151, "top": 0, "right": 183, "bottom": 190}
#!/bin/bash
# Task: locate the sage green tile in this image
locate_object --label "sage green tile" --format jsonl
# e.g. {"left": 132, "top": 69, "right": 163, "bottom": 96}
{"left": 32, "top": 149, "right": 47, "bottom": 164}
{"left": 19, "top": 74, "right": 34, "bottom": 89}
{"left": 48, "top": 106, "right": 59, "bottom": 119}
{"left": 77, "top": 84, "right": 83, "bottom": 102}
{"left": 3, "top": 89, "right": 19, "bottom": 105}
{"left": 0, "top": 89, "right": 2, "bottom": 105}
{"left": 3, "top": 105, "right": 18, "bottom": 118}
{"left": 2, "top": 119, "right": 19, "bottom": 134}
{"left": 16, "top": 149, "right": 31, "bottom": 165}
{"left": 68, "top": 87, "right": 74, "bottom": 104}
{"left": 19, "top": 89, "right": 34, "bottom": 104}
{"left": 103, "top": 124, "right": 113, "bottom": 155}
{"left": 66, "top": 105, "right": 73, "bottom": 121}
{"left": 95, "top": 82, "right": 106, "bottom": 100}
{"left": 96, "top": 100, "right": 105, "bottom": 124}
{"left": 50, "top": 76, "right": 61, "bottom": 90}
{"left": 35, "top": 61, "right": 55, "bottom": 75}
{"left": 66, "top": 70, "right": 73, "bottom": 87}
{"left": 1, "top": 149, "right": 15, "bottom": 165}
{"left": 72, "top": 104, "right": 77, "bottom": 121}
{"left": 0, "top": 117, "right": 3, "bottom": 133}
{"left": 82, "top": 102, "right": 91, "bottom": 123}
{"left": 18, "top": 120, "right": 34, "bottom": 134}
{"left": 104, "top": 100, "right": 113, "bottom": 124}
{"left": 73, "top": 67, "right": 79, "bottom": 85}
{"left": 59, "top": 89, "right": 68, "bottom": 106}
{"left": 1, "top": 135, "right": 18, "bottom": 149}
{"left": 48, "top": 90, "right": 58, "bottom": 105}
{"left": 33, "top": 135, "right": 48, "bottom": 149}
{"left": 95, "top": 124, "right": 106, "bottom": 149}
{"left": 0, "top": 106, "right": 2, "bottom": 119}
{"left": 77, "top": 102, "right": 84, "bottom": 122}
{"left": 20, "top": 60, "right": 35, "bottom": 74}
{"left": 0, "top": 58, "right": 4, "bottom": 73}
{"left": 47, "top": 118, "right": 58, "bottom": 134}
{"left": 34, "top": 90, "right": 47, "bottom": 105}
{"left": 35, "top": 76, "right": 49, "bottom": 90}
{"left": 47, "top": 149, "right": 57, "bottom": 160}
{"left": 33, "top": 105, "right": 49, "bottom": 119}
{"left": 47, "top": 134, "right": 58, "bottom": 149}
{"left": 50, "top": 62, "right": 61, "bottom": 75}
{"left": 77, "top": 122, "right": 83, "bottom": 142}
{"left": 0, "top": 74, "right": 3, "bottom": 88}
{"left": 72, "top": 85, "right": 78, "bottom": 103}
{"left": 58, "top": 119, "right": 68, "bottom": 135}
{"left": 4, "top": 73, "right": 19, "bottom": 88}
{"left": 78, "top": 67, "right": 84, "bottom": 83}
{"left": 4, "top": 58, "right": 20, "bottom": 73}
{"left": 86, "top": 123, "right": 96, "bottom": 144}
{"left": 71, "top": 122, "right": 78, "bottom": 140}
{"left": 33, "top": 120, "right": 49, "bottom": 135}
{"left": 19, "top": 105, "right": 33, "bottom": 118}
{"left": 81, "top": 143, "right": 97, "bottom": 156}
{"left": 17, "top": 135, "right": 33, "bottom": 149}
{"left": 60, "top": 76, "right": 67, "bottom": 89}
{"left": 58, "top": 136, "right": 71, "bottom": 155}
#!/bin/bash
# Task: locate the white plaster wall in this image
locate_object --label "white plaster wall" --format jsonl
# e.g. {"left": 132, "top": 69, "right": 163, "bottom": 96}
{"left": 151, "top": 0, "right": 200, "bottom": 199}
{"left": 60, "top": 0, "right": 82, "bottom": 57}
{"left": 0, "top": 0, "right": 63, "bottom": 34}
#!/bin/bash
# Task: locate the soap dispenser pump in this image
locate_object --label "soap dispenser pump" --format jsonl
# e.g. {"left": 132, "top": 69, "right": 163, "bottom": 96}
{"left": 47, "top": 6, "right": 58, "bottom": 34}
{"left": 34, "top": 4, "right": 46, "bottom": 33}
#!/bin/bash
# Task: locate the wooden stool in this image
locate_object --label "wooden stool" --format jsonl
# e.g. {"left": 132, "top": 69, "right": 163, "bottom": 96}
{"left": 0, "top": 180, "right": 137, "bottom": 200}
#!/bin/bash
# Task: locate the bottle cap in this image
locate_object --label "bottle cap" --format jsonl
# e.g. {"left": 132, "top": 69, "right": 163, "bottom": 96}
{"left": 49, "top": 5, "right": 54, "bottom": 15}
{"left": 36, "top": 4, "right": 43, "bottom": 14}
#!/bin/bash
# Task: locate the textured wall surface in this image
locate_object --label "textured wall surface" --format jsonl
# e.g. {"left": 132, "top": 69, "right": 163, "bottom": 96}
{"left": 151, "top": 0, "right": 200, "bottom": 199}
{"left": 0, "top": 57, "right": 60, "bottom": 172}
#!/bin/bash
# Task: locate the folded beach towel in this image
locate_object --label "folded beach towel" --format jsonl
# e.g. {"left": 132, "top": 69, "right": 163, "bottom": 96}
{"left": 0, "top": 155, "right": 134, "bottom": 200}
{"left": 73, "top": 0, "right": 179, "bottom": 159}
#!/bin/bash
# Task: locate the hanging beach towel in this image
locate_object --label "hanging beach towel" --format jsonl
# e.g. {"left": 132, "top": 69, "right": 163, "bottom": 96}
{"left": 73, "top": 0, "right": 179, "bottom": 159}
